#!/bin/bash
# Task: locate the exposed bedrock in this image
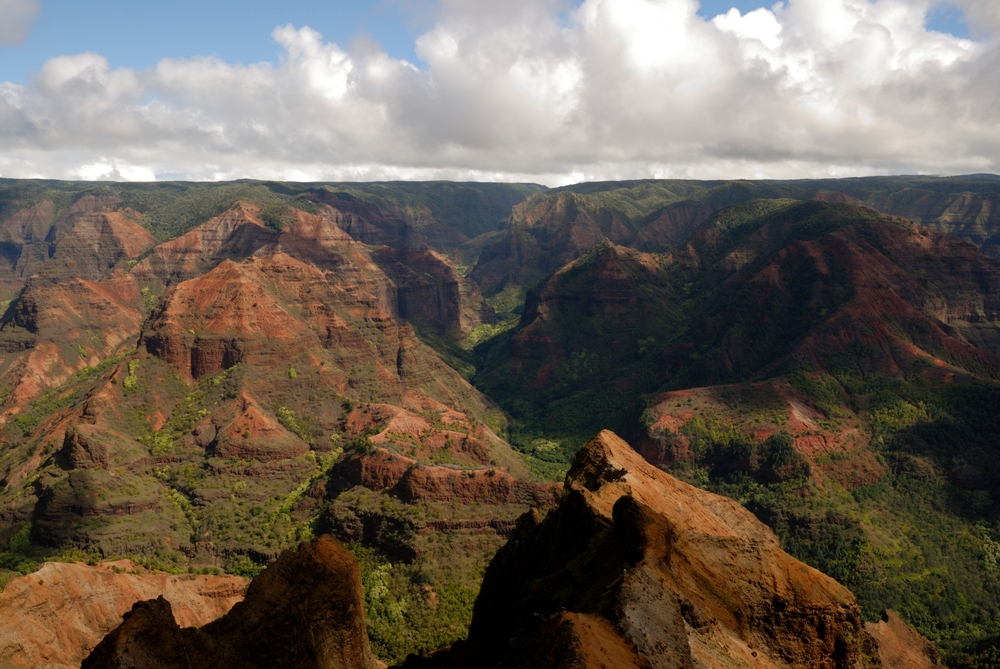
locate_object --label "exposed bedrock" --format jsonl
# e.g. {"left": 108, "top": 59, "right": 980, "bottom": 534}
{"left": 403, "top": 430, "right": 941, "bottom": 669}
{"left": 0, "top": 560, "right": 246, "bottom": 669}
{"left": 336, "top": 448, "right": 562, "bottom": 506}
{"left": 82, "top": 535, "right": 379, "bottom": 669}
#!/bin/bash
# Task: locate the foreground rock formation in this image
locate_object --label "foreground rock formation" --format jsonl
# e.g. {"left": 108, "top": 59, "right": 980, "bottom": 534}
{"left": 0, "top": 560, "right": 246, "bottom": 669}
{"left": 405, "top": 430, "right": 940, "bottom": 668}
{"left": 83, "top": 535, "right": 377, "bottom": 669}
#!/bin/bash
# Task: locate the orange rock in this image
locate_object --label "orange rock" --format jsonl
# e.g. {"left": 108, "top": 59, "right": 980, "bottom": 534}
{"left": 337, "top": 447, "right": 562, "bottom": 507}
{"left": 0, "top": 561, "right": 246, "bottom": 669}
{"left": 414, "top": 430, "right": 940, "bottom": 669}
{"left": 82, "top": 536, "right": 378, "bottom": 669}
{"left": 130, "top": 202, "right": 277, "bottom": 287}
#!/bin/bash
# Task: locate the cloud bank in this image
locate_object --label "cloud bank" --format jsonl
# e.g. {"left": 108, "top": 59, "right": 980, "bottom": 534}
{"left": 0, "top": 0, "right": 40, "bottom": 45}
{"left": 1, "top": 0, "right": 998, "bottom": 184}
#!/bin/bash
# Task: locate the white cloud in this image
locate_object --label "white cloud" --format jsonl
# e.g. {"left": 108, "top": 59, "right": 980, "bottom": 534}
{"left": 75, "top": 160, "right": 156, "bottom": 182}
{"left": 0, "top": 0, "right": 996, "bottom": 184}
{"left": 0, "top": 0, "right": 39, "bottom": 45}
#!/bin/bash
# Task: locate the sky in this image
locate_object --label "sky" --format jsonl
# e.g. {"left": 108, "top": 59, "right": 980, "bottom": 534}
{"left": 0, "top": 0, "right": 996, "bottom": 185}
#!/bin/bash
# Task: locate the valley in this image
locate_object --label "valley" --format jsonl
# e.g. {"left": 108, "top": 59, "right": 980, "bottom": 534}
{"left": 0, "top": 175, "right": 998, "bottom": 667}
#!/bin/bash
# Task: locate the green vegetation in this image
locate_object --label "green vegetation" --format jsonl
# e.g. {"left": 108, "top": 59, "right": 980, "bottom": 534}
{"left": 353, "top": 543, "right": 483, "bottom": 664}
{"left": 0, "top": 525, "right": 40, "bottom": 589}
{"left": 466, "top": 318, "right": 519, "bottom": 348}
{"left": 329, "top": 490, "right": 514, "bottom": 665}
{"left": 657, "top": 378, "right": 1000, "bottom": 665}
{"left": 225, "top": 554, "right": 266, "bottom": 579}
{"left": 122, "top": 359, "right": 139, "bottom": 391}
{"left": 0, "top": 179, "right": 542, "bottom": 243}
{"left": 519, "top": 452, "right": 571, "bottom": 482}
{"left": 140, "top": 286, "right": 158, "bottom": 312}
{"left": 5, "top": 372, "right": 113, "bottom": 439}
{"left": 1, "top": 176, "right": 1000, "bottom": 663}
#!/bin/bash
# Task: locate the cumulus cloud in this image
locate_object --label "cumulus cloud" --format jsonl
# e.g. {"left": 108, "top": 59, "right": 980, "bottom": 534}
{"left": 0, "top": 0, "right": 39, "bottom": 45}
{"left": 0, "top": 0, "right": 997, "bottom": 184}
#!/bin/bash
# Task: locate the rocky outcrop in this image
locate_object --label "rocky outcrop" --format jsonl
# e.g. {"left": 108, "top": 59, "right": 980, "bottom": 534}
{"left": 60, "top": 426, "right": 112, "bottom": 470}
{"left": 408, "top": 430, "right": 937, "bottom": 668}
{"left": 373, "top": 246, "right": 493, "bottom": 338}
{"left": 140, "top": 256, "right": 319, "bottom": 380}
{"left": 394, "top": 464, "right": 561, "bottom": 506}
{"left": 336, "top": 448, "right": 561, "bottom": 507}
{"left": 82, "top": 535, "right": 378, "bottom": 669}
{"left": 0, "top": 560, "right": 246, "bottom": 669}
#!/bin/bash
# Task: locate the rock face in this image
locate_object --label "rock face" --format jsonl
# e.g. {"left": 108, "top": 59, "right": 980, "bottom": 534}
{"left": 372, "top": 246, "right": 493, "bottom": 338}
{"left": 409, "top": 430, "right": 937, "bottom": 669}
{"left": 45, "top": 209, "right": 155, "bottom": 282}
{"left": 82, "top": 535, "right": 377, "bottom": 669}
{"left": 0, "top": 560, "right": 246, "bottom": 669}
{"left": 0, "top": 196, "right": 155, "bottom": 297}
{"left": 336, "top": 447, "right": 561, "bottom": 506}
{"left": 0, "top": 200, "right": 57, "bottom": 298}
{"left": 0, "top": 273, "right": 146, "bottom": 421}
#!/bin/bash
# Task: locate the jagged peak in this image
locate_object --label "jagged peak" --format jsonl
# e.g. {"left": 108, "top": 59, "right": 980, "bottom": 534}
{"left": 567, "top": 429, "right": 784, "bottom": 542}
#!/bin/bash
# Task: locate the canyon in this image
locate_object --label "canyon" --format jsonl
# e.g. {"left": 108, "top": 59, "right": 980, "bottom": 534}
{"left": 0, "top": 176, "right": 996, "bottom": 666}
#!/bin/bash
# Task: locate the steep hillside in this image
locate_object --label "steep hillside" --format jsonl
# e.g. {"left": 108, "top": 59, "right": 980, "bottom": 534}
{"left": 0, "top": 194, "right": 551, "bottom": 665}
{"left": 473, "top": 198, "right": 1000, "bottom": 665}
{"left": 790, "top": 174, "right": 1000, "bottom": 258}
{"left": 469, "top": 181, "right": 807, "bottom": 299}
{"left": 404, "top": 430, "right": 942, "bottom": 669}
{"left": 129, "top": 201, "right": 278, "bottom": 288}
{"left": 475, "top": 200, "right": 1000, "bottom": 449}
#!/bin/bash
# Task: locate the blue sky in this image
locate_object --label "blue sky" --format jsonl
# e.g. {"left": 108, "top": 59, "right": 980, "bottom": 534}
{"left": 0, "top": 0, "right": 971, "bottom": 84}
{"left": 0, "top": 0, "right": 431, "bottom": 82}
